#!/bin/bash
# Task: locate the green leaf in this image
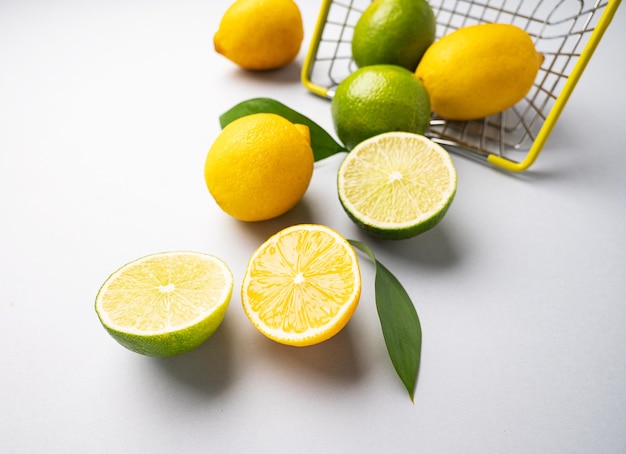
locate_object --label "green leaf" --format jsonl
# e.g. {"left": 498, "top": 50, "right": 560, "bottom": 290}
{"left": 219, "top": 97, "right": 346, "bottom": 162}
{"left": 349, "top": 240, "right": 422, "bottom": 402}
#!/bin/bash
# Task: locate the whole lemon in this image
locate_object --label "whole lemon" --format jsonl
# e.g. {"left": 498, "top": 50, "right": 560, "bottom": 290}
{"left": 204, "top": 113, "right": 314, "bottom": 221}
{"left": 214, "top": 0, "right": 304, "bottom": 70}
{"left": 352, "top": 0, "right": 436, "bottom": 71}
{"left": 416, "top": 23, "right": 544, "bottom": 120}
{"left": 331, "top": 65, "right": 431, "bottom": 150}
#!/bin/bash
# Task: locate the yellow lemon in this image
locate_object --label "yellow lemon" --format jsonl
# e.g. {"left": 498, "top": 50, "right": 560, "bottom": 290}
{"left": 214, "top": 0, "right": 304, "bottom": 70}
{"left": 241, "top": 224, "right": 361, "bottom": 346}
{"left": 416, "top": 23, "right": 544, "bottom": 120}
{"left": 204, "top": 113, "right": 314, "bottom": 222}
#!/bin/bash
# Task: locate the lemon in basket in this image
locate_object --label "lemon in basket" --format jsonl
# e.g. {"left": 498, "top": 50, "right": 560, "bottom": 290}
{"left": 214, "top": 0, "right": 303, "bottom": 70}
{"left": 416, "top": 23, "right": 544, "bottom": 120}
{"left": 352, "top": 0, "right": 436, "bottom": 71}
{"left": 331, "top": 65, "right": 430, "bottom": 150}
{"left": 337, "top": 132, "right": 457, "bottom": 240}
{"left": 95, "top": 251, "right": 234, "bottom": 357}
{"left": 241, "top": 224, "right": 361, "bottom": 346}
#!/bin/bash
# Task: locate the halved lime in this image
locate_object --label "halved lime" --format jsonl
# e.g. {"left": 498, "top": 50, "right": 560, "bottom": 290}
{"left": 95, "top": 251, "right": 233, "bottom": 356}
{"left": 337, "top": 132, "right": 457, "bottom": 240}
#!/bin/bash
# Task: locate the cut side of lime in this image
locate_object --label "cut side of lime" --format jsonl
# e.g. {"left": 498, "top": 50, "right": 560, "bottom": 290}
{"left": 337, "top": 132, "right": 457, "bottom": 240}
{"left": 95, "top": 251, "right": 233, "bottom": 357}
{"left": 241, "top": 224, "right": 361, "bottom": 347}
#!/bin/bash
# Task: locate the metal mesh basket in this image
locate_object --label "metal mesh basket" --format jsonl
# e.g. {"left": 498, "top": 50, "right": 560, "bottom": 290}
{"left": 301, "top": 0, "right": 621, "bottom": 171}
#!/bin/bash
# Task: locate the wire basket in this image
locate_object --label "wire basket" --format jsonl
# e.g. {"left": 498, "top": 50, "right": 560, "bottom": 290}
{"left": 301, "top": 0, "right": 621, "bottom": 172}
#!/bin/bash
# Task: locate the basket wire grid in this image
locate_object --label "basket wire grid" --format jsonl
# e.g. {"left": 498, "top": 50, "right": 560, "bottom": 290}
{"left": 301, "top": 0, "right": 621, "bottom": 172}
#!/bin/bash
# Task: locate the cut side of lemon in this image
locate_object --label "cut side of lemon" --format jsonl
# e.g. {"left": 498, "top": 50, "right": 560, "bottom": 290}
{"left": 337, "top": 132, "right": 457, "bottom": 240}
{"left": 95, "top": 251, "right": 233, "bottom": 357}
{"left": 241, "top": 224, "right": 361, "bottom": 347}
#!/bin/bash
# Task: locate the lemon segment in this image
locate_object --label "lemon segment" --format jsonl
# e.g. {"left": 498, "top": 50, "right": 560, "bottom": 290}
{"left": 95, "top": 251, "right": 234, "bottom": 357}
{"left": 337, "top": 132, "right": 457, "bottom": 239}
{"left": 241, "top": 224, "right": 361, "bottom": 346}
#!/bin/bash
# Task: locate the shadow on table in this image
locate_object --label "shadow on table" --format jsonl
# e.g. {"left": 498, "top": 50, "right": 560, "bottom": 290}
{"left": 257, "top": 322, "right": 363, "bottom": 385}
{"left": 228, "top": 60, "right": 303, "bottom": 87}
{"left": 151, "top": 315, "right": 235, "bottom": 398}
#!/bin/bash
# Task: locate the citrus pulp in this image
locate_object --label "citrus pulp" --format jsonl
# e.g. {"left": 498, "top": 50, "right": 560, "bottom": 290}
{"left": 241, "top": 224, "right": 361, "bottom": 346}
{"left": 95, "top": 251, "right": 234, "bottom": 357}
{"left": 337, "top": 132, "right": 457, "bottom": 239}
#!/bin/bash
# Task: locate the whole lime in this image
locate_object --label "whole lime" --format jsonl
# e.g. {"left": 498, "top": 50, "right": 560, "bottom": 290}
{"left": 352, "top": 0, "right": 436, "bottom": 71}
{"left": 331, "top": 65, "right": 431, "bottom": 150}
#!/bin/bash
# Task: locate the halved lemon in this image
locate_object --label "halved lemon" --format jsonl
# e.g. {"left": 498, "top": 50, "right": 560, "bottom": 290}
{"left": 241, "top": 224, "right": 361, "bottom": 346}
{"left": 95, "top": 251, "right": 233, "bottom": 357}
{"left": 337, "top": 132, "right": 457, "bottom": 239}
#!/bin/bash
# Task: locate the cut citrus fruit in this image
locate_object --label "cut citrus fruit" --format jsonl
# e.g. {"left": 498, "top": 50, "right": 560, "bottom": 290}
{"left": 241, "top": 224, "right": 361, "bottom": 346}
{"left": 95, "top": 251, "right": 233, "bottom": 357}
{"left": 337, "top": 132, "right": 457, "bottom": 240}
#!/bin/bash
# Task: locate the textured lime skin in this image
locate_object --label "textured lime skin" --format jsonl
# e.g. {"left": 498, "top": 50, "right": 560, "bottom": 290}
{"left": 336, "top": 132, "right": 457, "bottom": 240}
{"left": 95, "top": 252, "right": 234, "bottom": 357}
{"left": 352, "top": 0, "right": 436, "bottom": 71}
{"left": 338, "top": 190, "right": 456, "bottom": 240}
{"left": 100, "top": 301, "right": 230, "bottom": 357}
{"left": 331, "top": 65, "right": 431, "bottom": 150}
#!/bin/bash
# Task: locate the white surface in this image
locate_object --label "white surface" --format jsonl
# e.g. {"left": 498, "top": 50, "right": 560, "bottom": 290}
{"left": 1, "top": 1, "right": 625, "bottom": 452}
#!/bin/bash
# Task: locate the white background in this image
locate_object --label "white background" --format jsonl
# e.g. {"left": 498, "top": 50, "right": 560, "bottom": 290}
{"left": 1, "top": 1, "right": 625, "bottom": 452}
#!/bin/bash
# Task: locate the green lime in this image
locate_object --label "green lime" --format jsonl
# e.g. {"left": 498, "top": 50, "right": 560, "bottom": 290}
{"left": 331, "top": 64, "right": 431, "bottom": 150}
{"left": 337, "top": 132, "right": 457, "bottom": 240}
{"left": 352, "top": 0, "right": 436, "bottom": 71}
{"left": 95, "top": 251, "right": 233, "bottom": 357}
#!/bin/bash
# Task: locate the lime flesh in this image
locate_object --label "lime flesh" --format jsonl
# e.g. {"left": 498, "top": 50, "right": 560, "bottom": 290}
{"left": 337, "top": 132, "right": 457, "bottom": 240}
{"left": 95, "top": 251, "right": 233, "bottom": 356}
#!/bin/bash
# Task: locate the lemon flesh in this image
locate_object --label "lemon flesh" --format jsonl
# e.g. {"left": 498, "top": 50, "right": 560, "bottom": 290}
{"left": 241, "top": 224, "right": 361, "bottom": 347}
{"left": 95, "top": 251, "right": 234, "bottom": 357}
{"left": 337, "top": 132, "right": 457, "bottom": 240}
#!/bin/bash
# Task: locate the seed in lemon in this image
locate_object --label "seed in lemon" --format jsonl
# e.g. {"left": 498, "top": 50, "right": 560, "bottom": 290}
{"left": 95, "top": 251, "right": 234, "bottom": 357}
{"left": 241, "top": 224, "right": 361, "bottom": 347}
{"left": 214, "top": 0, "right": 304, "bottom": 70}
{"left": 204, "top": 113, "right": 314, "bottom": 222}
{"left": 352, "top": 0, "right": 436, "bottom": 71}
{"left": 416, "top": 23, "right": 544, "bottom": 120}
{"left": 331, "top": 64, "right": 430, "bottom": 151}
{"left": 337, "top": 132, "right": 457, "bottom": 240}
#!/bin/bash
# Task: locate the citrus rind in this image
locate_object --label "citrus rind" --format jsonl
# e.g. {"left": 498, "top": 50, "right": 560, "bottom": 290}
{"left": 241, "top": 224, "right": 361, "bottom": 347}
{"left": 95, "top": 251, "right": 234, "bottom": 357}
{"left": 337, "top": 132, "right": 457, "bottom": 240}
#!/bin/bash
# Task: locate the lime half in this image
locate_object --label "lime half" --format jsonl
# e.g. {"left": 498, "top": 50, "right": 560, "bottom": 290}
{"left": 337, "top": 132, "right": 457, "bottom": 240}
{"left": 95, "top": 251, "right": 233, "bottom": 356}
